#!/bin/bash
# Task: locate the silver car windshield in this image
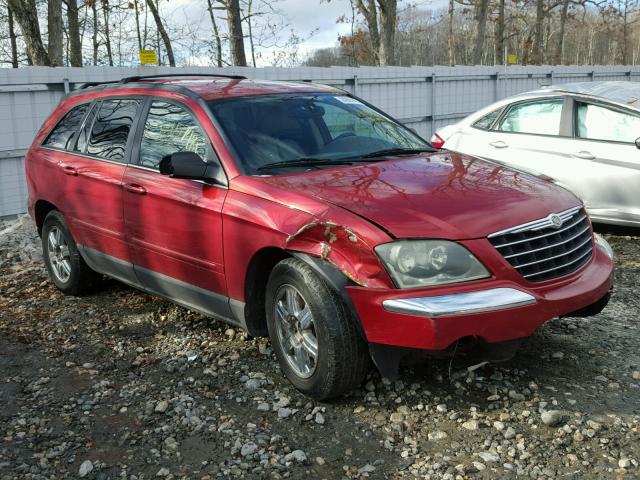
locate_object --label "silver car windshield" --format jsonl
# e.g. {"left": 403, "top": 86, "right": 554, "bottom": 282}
{"left": 207, "top": 94, "right": 430, "bottom": 174}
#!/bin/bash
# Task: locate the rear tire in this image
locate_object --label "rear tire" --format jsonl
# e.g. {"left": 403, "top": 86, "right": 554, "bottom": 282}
{"left": 42, "top": 210, "right": 100, "bottom": 295}
{"left": 266, "top": 258, "right": 369, "bottom": 400}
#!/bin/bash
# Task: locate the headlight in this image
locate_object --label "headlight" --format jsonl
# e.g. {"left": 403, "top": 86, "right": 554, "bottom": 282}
{"left": 375, "top": 240, "right": 490, "bottom": 288}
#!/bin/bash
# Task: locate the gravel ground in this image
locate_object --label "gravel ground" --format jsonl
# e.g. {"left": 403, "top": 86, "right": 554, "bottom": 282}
{"left": 0, "top": 215, "right": 638, "bottom": 480}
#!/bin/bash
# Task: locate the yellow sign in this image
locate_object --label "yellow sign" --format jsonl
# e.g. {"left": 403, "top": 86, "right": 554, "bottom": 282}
{"left": 139, "top": 50, "right": 158, "bottom": 65}
{"left": 507, "top": 54, "right": 517, "bottom": 65}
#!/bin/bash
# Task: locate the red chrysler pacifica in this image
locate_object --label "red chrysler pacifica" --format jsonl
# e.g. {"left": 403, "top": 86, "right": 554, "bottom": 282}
{"left": 26, "top": 74, "right": 614, "bottom": 399}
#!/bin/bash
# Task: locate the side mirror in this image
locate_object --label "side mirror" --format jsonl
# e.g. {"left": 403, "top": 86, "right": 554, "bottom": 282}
{"left": 636, "top": 137, "right": 640, "bottom": 149}
{"left": 159, "top": 151, "right": 220, "bottom": 183}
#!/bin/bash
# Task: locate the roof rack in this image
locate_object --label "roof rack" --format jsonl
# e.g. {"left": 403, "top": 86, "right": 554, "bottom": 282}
{"left": 77, "top": 73, "right": 246, "bottom": 90}
{"left": 121, "top": 73, "right": 247, "bottom": 83}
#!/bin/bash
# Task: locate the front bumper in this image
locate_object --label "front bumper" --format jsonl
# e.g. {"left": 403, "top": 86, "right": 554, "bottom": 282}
{"left": 346, "top": 237, "right": 614, "bottom": 350}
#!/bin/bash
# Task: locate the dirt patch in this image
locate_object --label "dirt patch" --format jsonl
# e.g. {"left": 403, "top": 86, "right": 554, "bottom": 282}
{"left": 0, "top": 217, "right": 638, "bottom": 479}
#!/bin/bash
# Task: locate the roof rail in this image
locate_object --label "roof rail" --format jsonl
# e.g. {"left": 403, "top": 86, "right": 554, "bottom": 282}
{"left": 121, "top": 73, "right": 247, "bottom": 83}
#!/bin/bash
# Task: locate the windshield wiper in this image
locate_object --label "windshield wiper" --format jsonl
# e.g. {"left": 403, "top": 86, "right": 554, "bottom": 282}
{"left": 257, "top": 158, "right": 357, "bottom": 171}
{"left": 360, "top": 147, "right": 434, "bottom": 159}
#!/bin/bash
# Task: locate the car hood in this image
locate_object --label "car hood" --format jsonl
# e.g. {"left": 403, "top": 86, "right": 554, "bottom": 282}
{"left": 262, "top": 152, "right": 580, "bottom": 239}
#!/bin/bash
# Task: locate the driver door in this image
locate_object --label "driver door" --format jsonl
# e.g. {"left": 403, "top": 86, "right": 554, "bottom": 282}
{"left": 123, "top": 98, "right": 231, "bottom": 317}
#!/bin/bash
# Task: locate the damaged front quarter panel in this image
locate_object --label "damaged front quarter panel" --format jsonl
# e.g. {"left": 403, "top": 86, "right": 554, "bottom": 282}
{"left": 285, "top": 220, "right": 391, "bottom": 288}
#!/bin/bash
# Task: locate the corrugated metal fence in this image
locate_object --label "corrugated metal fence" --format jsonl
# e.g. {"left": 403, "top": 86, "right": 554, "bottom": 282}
{"left": 2, "top": 64, "right": 640, "bottom": 217}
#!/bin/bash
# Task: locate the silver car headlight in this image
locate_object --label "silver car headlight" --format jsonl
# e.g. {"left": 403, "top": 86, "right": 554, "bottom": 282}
{"left": 375, "top": 240, "right": 490, "bottom": 288}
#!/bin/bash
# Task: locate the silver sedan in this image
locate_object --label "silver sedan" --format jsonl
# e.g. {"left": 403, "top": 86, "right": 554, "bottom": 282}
{"left": 433, "top": 81, "right": 640, "bottom": 227}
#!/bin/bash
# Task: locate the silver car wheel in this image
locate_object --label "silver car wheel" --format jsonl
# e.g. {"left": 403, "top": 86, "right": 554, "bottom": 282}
{"left": 274, "top": 284, "right": 318, "bottom": 379}
{"left": 47, "top": 226, "right": 72, "bottom": 283}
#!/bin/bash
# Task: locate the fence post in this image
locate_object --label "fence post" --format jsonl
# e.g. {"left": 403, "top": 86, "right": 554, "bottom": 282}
{"left": 494, "top": 72, "right": 500, "bottom": 101}
{"left": 353, "top": 75, "right": 359, "bottom": 96}
{"left": 63, "top": 78, "right": 70, "bottom": 94}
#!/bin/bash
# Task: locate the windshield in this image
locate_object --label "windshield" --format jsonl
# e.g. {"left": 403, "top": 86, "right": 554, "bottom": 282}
{"left": 207, "top": 93, "right": 431, "bottom": 174}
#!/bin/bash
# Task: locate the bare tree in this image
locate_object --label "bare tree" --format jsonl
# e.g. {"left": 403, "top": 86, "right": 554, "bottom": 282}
{"left": 495, "top": 0, "right": 505, "bottom": 64}
{"left": 219, "top": 0, "right": 247, "bottom": 66}
{"left": 7, "top": 0, "right": 49, "bottom": 65}
{"left": 206, "top": 0, "right": 223, "bottom": 66}
{"left": 48, "top": 0, "right": 63, "bottom": 65}
{"left": 377, "top": 0, "right": 397, "bottom": 65}
{"left": 7, "top": 2, "right": 18, "bottom": 67}
{"left": 355, "top": 0, "right": 380, "bottom": 63}
{"left": 472, "top": 0, "right": 490, "bottom": 64}
{"left": 65, "top": 0, "right": 82, "bottom": 66}
{"left": 102, "top": 0, "right": 113, "bottom": 65}
{"left": 448, "top": 0, "right": 455, "bottom": 65}
{"left": 145, "top": 0, "right": 175, "bottom": 66}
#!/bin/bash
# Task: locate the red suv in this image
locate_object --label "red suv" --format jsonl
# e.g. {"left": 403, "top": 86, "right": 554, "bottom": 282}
{"left": 26, "top": 74, "right": 614, "bottom": 399}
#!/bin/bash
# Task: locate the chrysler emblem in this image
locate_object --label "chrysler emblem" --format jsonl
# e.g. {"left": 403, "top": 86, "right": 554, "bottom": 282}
{"left": 549, "top": 214, "right": 563, "bottom": 228}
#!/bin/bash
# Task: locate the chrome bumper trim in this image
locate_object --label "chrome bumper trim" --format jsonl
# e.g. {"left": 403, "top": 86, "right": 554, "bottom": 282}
{"left": 382, "top": 288, "right": 536, "bottom": 318}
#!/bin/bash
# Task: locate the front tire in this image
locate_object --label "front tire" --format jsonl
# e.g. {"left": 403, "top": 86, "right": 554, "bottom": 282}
{"left": 42, "top": 210, "right": 100, "bottom": 295}
{"left": 266, "top": 258, "right": 369, "bottom": 400}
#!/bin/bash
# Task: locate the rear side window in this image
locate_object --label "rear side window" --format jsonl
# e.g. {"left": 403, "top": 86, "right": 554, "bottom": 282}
{"left": 472, "top": 109, "right": 501, "bottom": 130}
{"left": 498, "top": 99, "right": 563, "bottom": 135}
{"left": 43, "top": 103, "right": 89, "bottom": 150}
{"left": 87, "top": 99, "right": 140, "bottom": 162}
{"left": 139, "top": 101, "right": 212, "bottom": 170}
{"left": 576, "top": 102, "right": 640, "bottom": 143}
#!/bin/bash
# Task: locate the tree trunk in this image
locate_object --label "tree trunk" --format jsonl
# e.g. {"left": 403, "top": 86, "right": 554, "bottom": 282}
{"left": 246, "top": 0, "right": 257, "bottom": 67}
{"left": 7, "top": 3, "right": 19, "bottom": 67}
{"left": 146, "top": 0, "right": 175, "bottom": 66}
{"left": 206, "top": 0, "right": 223, "bottom": 67}
{"left": 531, "top": 0, "right": 545, "bottom": 65}
{"left": 7, "top": 0, "right": 50, "bottom": 65}
{"left": 91, "top": 0, "right": 99, "bottom": 64}
{"left": 377, "top": 0, "right": 396, "bottom": 66}
{"left": 133, "top": 0, "right": 142, "bottom": 50}
{"left": 48, "top": 0, "right": 64, "bottom": 66}
{"left": 472, "top": 0, "right": 489, "bottom": 65}
{"left": 66, "top": 0, "right": 82, "bottom": 66}
{"left": 553, "top": 0, "right": 568, "bottom": 64}
{"left": 355, "top": 0, "right": 380, "bottom": 64}
{"left": 495, "top": 0, "right": 505, "bottom": 64}
{"left": 102, "top": 0, "right": 113, "bottom": 66}
{"left": 447, "top": 0, "right": 455, "bottom": 66}
{"left": 224, "top": 0, "right": 247, "bottom": 66}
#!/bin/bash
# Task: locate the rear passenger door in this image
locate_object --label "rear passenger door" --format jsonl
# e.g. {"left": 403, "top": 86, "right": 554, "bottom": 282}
{"left": 560, "top": 98, "right": 640, "bottom": 224}
{"left": 59, "top": 98, "right": 142, "bottom": 283}
{"left": 123, "top": 98, "right": 231, "bottom": 319}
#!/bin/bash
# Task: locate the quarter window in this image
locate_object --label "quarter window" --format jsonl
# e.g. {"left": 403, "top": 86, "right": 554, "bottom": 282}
{"left": 139, "top": 101, "right": 211, "bottom": 170}
{"left": 43, "top": 103, "right": 89, "bottom": 150}
{"left": 472, "top": 109, "right": 501, "bottom": 130}
{"left": 87, "top": 99, "right": 139, "bottom": 162}
{"left": 498, "top": 99, "right": 563, "bottom": 135}
{"left": 576, "top": 102, "right": 640, "bottom": 143}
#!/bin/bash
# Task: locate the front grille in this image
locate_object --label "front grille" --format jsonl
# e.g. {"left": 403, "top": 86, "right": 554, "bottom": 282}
{"left": 488, "top": 207, "right": 593, "bottom": 282}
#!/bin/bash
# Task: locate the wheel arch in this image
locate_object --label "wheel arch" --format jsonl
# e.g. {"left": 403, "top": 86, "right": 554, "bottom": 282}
{"left": 34, "top": 199, "right": 59, "bottom": 236}
{"left": 241, "top": 245, "right": 366, "bottom": 341}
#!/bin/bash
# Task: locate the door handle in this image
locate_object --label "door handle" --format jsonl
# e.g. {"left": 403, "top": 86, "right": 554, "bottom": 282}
{"left": 572, "top": 151, "right": 595, "bottom": 160}
{"left": 489, "top": 141, "right": 508, "bottom": 149}
{"left": 124, "top": 183, "right": 147, "bottom": 195}
{"left": 61, "top": 165, "right": 78, "bottom": 176}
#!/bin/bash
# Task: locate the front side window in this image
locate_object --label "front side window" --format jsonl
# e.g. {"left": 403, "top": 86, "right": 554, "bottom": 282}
{"left": 207, "top": 94, "right": 429, "bottom": 174}
{"left": 139, "top": 101, "right": 211, "bottom": 170}
{"left": 43, "top": 103, "right": 89, "bottom": 150}
{"left": 498, "top": 99, "right": 563, "bottom": 135}
{"left": 576, "top": 102, "right": 640, "bottom": 143}
{"left": 87, "top": 99, "right": 139, "bottom": 161}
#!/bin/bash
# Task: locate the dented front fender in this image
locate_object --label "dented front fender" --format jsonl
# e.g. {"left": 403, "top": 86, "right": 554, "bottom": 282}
{"left": 285, "top": 220, "right": 392, "bottom": 288}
